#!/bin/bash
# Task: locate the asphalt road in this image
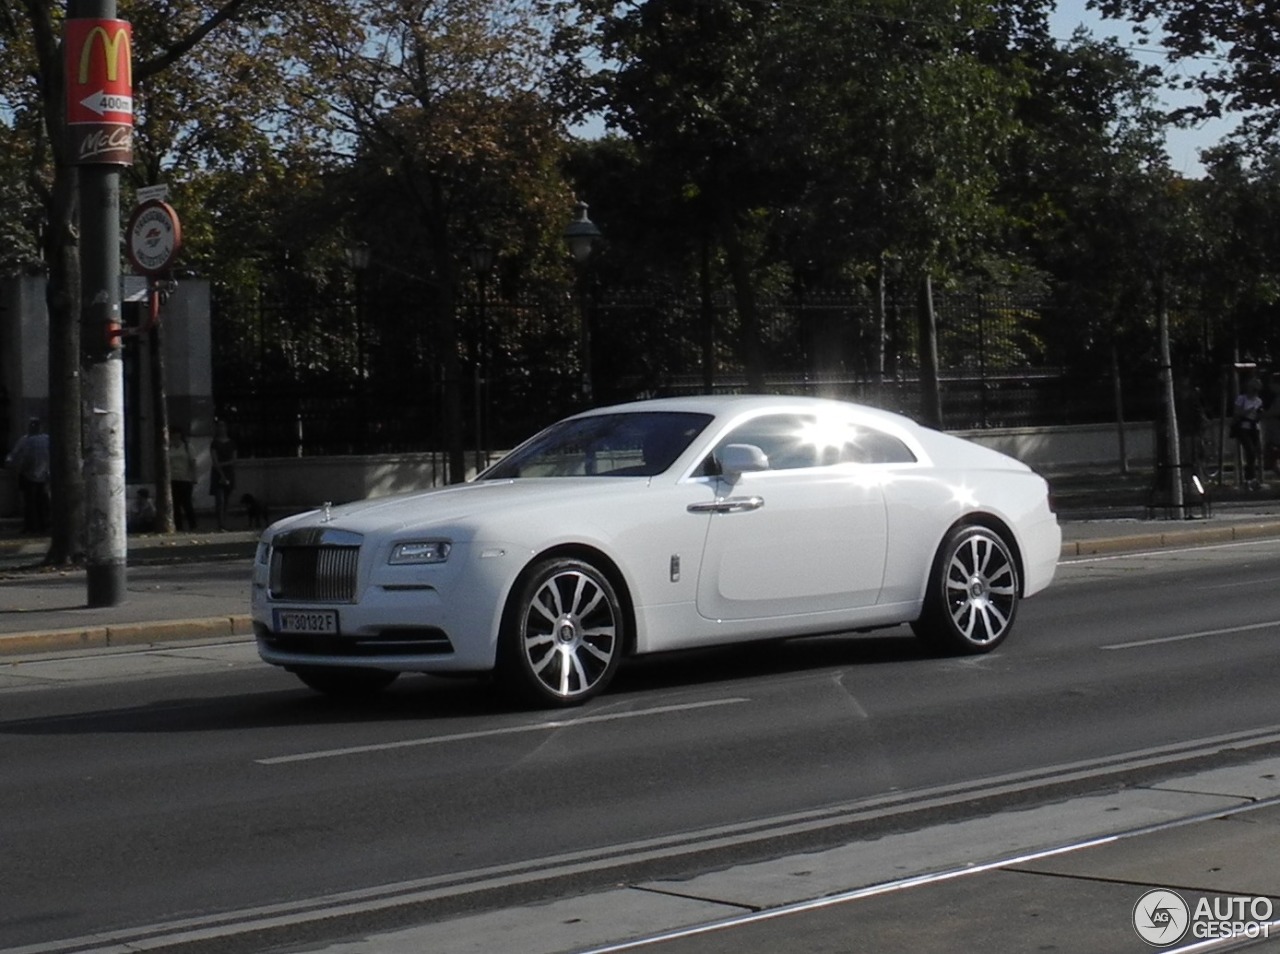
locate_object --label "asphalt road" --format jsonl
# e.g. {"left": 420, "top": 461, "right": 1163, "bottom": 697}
{"left": 3, "top": 538, "right": 1280, "bottom": 952}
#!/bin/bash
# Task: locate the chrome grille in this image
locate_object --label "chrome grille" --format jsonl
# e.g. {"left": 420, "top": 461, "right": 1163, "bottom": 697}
{"left": 269, "top": 527, "right": 363, "bottom": 603}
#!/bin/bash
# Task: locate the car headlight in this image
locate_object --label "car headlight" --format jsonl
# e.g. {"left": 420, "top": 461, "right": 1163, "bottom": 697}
{"left": 389, "top": 540, "right": 452, "bottom": 565}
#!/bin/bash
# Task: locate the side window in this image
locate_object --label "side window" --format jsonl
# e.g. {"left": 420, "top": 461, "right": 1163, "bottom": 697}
{"left": 710, "top": 415, "right": 817, "bottom": 471}
{"left": 701, "top": 413, "right": 918, "bottom": 473}
{"left": 839, "top": 427, "right": 916, "bottom": 464}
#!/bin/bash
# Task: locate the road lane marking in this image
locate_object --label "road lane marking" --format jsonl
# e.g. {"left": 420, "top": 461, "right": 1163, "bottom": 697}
{"left": 1101, "top": 619, "right": 1280, "bottom": 650}
{"left": 256, "top": 697, "right": 750, "bottom": 765}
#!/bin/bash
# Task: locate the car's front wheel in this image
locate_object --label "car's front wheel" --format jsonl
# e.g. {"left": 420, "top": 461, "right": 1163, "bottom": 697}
{"left": 912, "top": 524, "right": 1019, "bottom": 654}
{"left": 291, "top": 666, "right": 399, "bottom": 698}
{"left": 500, "top": 557, "right": 624, "bottom": 707}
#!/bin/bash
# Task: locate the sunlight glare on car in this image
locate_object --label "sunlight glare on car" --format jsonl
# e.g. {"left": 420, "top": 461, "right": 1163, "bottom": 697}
{"left": 949, "top": 483, "right": 979, "bottom": 508}
{"left": 795, "top": 417, "right": 858, "bottom": 456}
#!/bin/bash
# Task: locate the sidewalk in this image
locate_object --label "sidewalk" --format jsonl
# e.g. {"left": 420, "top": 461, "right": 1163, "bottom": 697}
{"left": 0, "top": 528, "right": 258, "bottom": 654}
{"left": 4, "top": 475, "right": 1280, "bottom": 655}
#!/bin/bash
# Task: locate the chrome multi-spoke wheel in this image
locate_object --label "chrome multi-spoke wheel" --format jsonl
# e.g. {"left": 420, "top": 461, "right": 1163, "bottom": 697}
{"left": 912, "top": 525, "right": 1019, "bottom": 654}
{"left": 502, "top": 558, "right": 624, "bottom": 706}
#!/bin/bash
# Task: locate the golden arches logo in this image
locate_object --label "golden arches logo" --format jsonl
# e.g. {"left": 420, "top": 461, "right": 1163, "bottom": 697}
{"left": 77, "top": 25, "right": 131, "bottom": 85}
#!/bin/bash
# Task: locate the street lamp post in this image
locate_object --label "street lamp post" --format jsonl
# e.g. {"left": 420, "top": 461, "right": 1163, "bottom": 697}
{"left": 467, "top": 243, "right": 495, "bottom": 474}
{"left": 344, "top": 241, "right": 371, "bottom": 451}
{"left": 563, "top": 202, "right": 602, "bottom": 403}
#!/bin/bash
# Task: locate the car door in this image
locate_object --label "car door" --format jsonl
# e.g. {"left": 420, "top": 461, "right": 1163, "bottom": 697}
{"left": 693, "top": 413, "right": 889, "bottom": 622}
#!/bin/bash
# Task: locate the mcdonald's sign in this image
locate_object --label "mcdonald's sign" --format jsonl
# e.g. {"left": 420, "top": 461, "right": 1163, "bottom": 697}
{"left": 65, "top": 18, "right": 133, "bottom": 165}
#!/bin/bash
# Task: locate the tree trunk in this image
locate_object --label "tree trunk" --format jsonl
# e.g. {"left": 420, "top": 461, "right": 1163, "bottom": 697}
{"left": 1157, "top": 274, "right": 1183, "bottom": 510}
{"left": 1111, "top": 339, "right": 1128, "bottom": 475}
{"left": 423, "top": 181, "right": 466, "bottom": 484}
{"left": 151, "top": 309, "right": 175, "bottom": 532}
{"left": 44, "top": 174, "right": 85, "bottom": 566}
{"left": 916, "top": 272, "right": 942, "bottom": 429}
{"left": 875, "top": 255, "right": 888, "bottom": 381}
{"left": 26, "top": 0, "right": 85, "bottom": 565}
{"left": 438, "top": 282, "right": 465, "bottom": 484}
{"left": 700, "top": 234, "right": 714, "bottom": 394}
{"left": 717, "top": 198, "right": 764, "bottom": 391}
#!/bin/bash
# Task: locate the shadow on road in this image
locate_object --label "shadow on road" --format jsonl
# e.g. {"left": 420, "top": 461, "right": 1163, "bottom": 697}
{"left": 0, "top": 628, "right": 937, "bottom": 736}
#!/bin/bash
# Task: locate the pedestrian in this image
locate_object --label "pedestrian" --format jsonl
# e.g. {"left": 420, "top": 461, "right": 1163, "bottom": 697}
{"left": 168, "top": 426, "right": 198, "bottom": 531}
{"left": 1178, "top": 381, "right": 1212, "bottom": 478}
{"left": 1263, "top": 372, "right": 1280, "bottom": 479}
{"left": 1233, "top": 377, "right": 1265, "bottom": 489}
{"left": 209, "top": 420, "right": 237, "bottom": 531}
{"left": 4, "top": 417, "right": 50, "bottom": 534}
{"left": 127, "top": 487, "right": 157, "bottom": 533}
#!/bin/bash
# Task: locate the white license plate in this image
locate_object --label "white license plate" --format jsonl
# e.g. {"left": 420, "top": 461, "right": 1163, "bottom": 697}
{"left": 274, "top": 609, "right": 339, "bottom": 635}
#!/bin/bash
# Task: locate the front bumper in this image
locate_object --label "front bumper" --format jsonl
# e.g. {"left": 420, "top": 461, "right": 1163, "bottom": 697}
{"left": 251, "top": 536, "right": 519, "bottom": 673}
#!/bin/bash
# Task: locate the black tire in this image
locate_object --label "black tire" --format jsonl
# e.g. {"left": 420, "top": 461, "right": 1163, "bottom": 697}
{"left": 911, "top": 524, "right": 1019, "bottom": 655}
{"left": 499, "top": 557, "right": 624, "bottom": 707}
{"left": 292, "top": 666, "right": 399, "bottom": 698}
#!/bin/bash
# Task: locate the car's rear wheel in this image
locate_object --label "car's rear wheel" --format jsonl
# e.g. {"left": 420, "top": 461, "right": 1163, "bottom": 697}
{"left": 291, "top": 666, "right": 399, "bottom": 698}
{"left": 912, "top": 524, "right": 1019, "bottom": 654}
{"left": 500, "top": 557, "right": 624, "bottom": 707}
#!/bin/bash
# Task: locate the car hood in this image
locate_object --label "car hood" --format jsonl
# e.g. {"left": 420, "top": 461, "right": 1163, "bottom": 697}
{"left": 266, "top": 478, "right": 647, "bottom": 538}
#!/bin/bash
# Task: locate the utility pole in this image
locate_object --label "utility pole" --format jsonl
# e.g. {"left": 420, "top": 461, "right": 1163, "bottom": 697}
{"left": 66, "top": 2, "right": 132, "bottom": 605}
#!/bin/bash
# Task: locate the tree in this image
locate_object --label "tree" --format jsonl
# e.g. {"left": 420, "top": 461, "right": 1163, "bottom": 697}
{"left": 293, "top": 0, "right": 579, "bottom": 478}
{"left": 1000, "top": 25, "right": 1195, "bottom": 475}
{"left": 1095, "top": 0, "right": 1280, "bottom": 132}
{"left": 1001, "top": 29, "right": 1172, "bottom": 344}
{"left": 1194, "top": 142, "right": 1280, "bottom": 362}
{"left": 1, "top": 1, "right": 341, "bottom": 562}
{"left": 582, "top": 0, "right": 813, "bottom": 389}
{"left": 808, "top": 0, "right": 1025, "bottom": 426}
{"left": 582, "top": 0, "right": 1029, "bottom": 416}
{"left": 123, "top": 2, "right": 352, "bottom": 531}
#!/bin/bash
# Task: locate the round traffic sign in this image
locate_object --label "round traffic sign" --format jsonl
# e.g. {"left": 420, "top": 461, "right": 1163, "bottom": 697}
{"left": 126, "top": 200, "right": 182, "bottom": 275}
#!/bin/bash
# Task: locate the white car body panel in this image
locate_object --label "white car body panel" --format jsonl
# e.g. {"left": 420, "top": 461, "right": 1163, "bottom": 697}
{"left": 252, "top": 395, "right": 1061, "bottom": 685}
{"left": 695, "top": 467, "right": 888, "bottom": 620}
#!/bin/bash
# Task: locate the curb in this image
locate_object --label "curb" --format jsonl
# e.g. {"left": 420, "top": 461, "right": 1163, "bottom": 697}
{"left": 1061, "top": 519, "right": 1280, "bottom": 557}
{"left": 0, "top": 614, "right": 254, "bottom": 657}
{"left": 0, "top": 534, "right": 258, "bottom": 562}
{"left": 4, "top": 521, "right": 1280, "bottom": 659}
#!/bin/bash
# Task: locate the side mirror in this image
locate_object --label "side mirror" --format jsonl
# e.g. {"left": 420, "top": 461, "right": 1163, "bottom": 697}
{"left": 716, "top": 443, "right": 769, "bottom": 477}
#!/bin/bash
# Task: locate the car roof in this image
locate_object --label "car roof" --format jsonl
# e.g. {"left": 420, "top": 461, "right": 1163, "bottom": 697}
{"left": 576, "top": 394, "right": 923, "bottom": 432}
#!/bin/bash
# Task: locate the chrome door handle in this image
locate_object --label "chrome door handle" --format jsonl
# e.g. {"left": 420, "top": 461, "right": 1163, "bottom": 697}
{"left": 687, "top": 495, "right": 764, "bottom": 514}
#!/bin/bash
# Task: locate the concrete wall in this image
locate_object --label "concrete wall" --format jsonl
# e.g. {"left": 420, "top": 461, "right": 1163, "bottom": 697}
{"left": 951, "top": 421, "right": 1156, "bottom": 476}
{"left": 1, "top": 276, "right": 214, "bottom": 517}
{"left": 228, "top": 421, "right": 1159, "bottom": 512}
{"left": 122, "top": 279, "right": 217, "bottom": 485}
{"left": 162, "top": 280, "right": 215, "bottom": 441}
{"left": 1, "top": 276, "right": 50, "bottom": 450}
{"left": 234, "top": 452, "right": 493, "bottom": 511}
{"left": 0, "top": 276, "right": 49, "bottom": 516}
{"left": 0, "top": 414, "right": 1170, "bottom": 519}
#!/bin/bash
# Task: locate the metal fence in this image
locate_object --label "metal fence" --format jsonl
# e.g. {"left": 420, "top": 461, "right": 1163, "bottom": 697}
{"left": 211, "top": 281, "right": 1165, "bottom": 458}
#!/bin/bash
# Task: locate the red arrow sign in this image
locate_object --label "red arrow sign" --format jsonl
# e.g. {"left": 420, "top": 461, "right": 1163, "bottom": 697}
{"left": 66, "top": 19, "right": 133, "bottom": 124}
{"left": 65, "top": 18, "right": 133, "bottom": 165}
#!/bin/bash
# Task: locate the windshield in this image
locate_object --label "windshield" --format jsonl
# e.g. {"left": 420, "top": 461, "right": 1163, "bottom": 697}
{"left": 482, "top": 412, "right": 714, "bottom": 479}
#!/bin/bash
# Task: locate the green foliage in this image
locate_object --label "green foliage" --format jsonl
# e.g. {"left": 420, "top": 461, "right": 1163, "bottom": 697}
{"left": 1192, "top": 141, "right": 1280, "bottom": 356}
{"left": 1095, "top": 0, "right": 1280, "bottom": 132}
{"left": 7, "top": 0, "right": 1280, "bottom": 446}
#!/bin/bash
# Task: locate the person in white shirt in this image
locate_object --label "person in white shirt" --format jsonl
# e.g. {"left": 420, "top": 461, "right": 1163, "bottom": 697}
{"left": 1234, "top": 377, "right": 1265, "bottom": 489}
